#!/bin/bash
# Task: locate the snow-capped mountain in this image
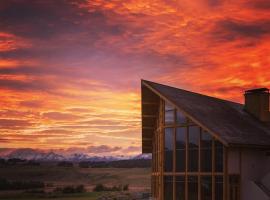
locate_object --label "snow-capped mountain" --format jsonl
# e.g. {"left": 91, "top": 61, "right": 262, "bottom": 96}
{"left": 131, "top": 153, "right": 152, "bottom": 160}
{"left": 6, "top": 148, "right": 66, "bottom": 161}
{"left": 0, "top": 149, "right": 151, "bottom": 162}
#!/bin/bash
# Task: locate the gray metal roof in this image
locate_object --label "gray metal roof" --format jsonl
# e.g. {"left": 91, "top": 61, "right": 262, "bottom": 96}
{"left": 142, "top": 80, "right": 270, "bottom": 148}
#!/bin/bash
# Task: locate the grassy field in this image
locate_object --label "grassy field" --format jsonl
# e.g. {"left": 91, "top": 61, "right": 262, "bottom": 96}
{"left": 0, "top": 192, "right": 101, "bottom": 200}
{"left": 0, "top": 164, "right": 151, "bottom": 200}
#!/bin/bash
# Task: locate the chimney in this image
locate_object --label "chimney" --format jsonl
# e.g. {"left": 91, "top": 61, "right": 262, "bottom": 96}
{"left": 244, "top": 88, "right": 270, "bottom": 122}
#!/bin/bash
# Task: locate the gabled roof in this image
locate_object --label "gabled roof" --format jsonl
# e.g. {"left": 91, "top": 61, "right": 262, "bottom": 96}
{"left": 141, "top": 80, "right": 270, "bottom": 153}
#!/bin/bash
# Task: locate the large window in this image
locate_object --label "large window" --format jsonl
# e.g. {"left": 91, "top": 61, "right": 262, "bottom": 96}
{"left": 215, "top": 140, "right": 223, "bottom": 172}
{"left": 176, "top": 127, "right": 186, "bottom": 172}
{"left": 176, "top": 176, "right": 185, "bottom": 200}
{"left": 188, "top": 126, "right": 200, "bottom": 172}
{"left": 176, "top": 110, "right": 187, "bottom": 124}
{"left": 154, "top": 100, "right": 225, "bottom": 200}
{"left": 165, "top": 102, "right": 175, "bottom": 125}
{"left": 201, "top": 131, "right": 212, "bottom": 172}
{"left": 215, "top": 176, "right": 223, "bottom": 200}
{"left": 165, "top": 128, "right": 174, "bottom": 172}
{"left": 188, "top": 176, "right": 198, "bottom": 200}
{"left": 201, "top": 176, "right": 212, "bottom": 200}
{"left": 164, "top": 176, "right": 173, "bottom": 200}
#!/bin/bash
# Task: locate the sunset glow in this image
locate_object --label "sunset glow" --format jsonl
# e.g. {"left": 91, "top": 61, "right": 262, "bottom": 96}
{"left": 0, "top": 0, "right": 269, "bottom": 155}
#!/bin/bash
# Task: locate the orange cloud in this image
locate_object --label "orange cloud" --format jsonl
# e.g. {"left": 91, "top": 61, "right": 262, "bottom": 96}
{"left": 0, "top": 0, "right": 269, "bottom": 154}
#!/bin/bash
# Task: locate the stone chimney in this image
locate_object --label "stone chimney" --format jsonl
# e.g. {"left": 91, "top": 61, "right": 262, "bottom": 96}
{"left": 244, "top": 88, "right": 270, "bottom": 122}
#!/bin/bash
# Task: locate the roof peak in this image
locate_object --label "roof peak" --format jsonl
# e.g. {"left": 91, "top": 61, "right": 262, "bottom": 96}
{"left": 142, "top": 79, "right": 242, "bottom": 106}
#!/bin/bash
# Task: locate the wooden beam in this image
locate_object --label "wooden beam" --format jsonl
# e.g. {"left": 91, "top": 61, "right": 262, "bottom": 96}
{"left": 142, "top": 126, "right": 155, "bottom": 130}
{"left": 142, "top": 114, "right": 157, "bottom": 118}
{"left": 142, "top": 102, "right": 159, "bottom": 105}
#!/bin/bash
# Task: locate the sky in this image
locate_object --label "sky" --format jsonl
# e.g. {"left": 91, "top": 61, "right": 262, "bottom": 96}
{"left": 0, "top": 0, "right": 269, "bottom": 156}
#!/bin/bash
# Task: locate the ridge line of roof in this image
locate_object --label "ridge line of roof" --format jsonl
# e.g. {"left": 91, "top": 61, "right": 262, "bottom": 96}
{"left": 142, "top": 79, "right": 243, "bottom": 106}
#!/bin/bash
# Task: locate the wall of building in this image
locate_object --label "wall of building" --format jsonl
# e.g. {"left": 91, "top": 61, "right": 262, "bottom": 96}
{"left": 240, "top": 149, "right": 270, "bottom": 200}
{"left": 241, "top": 149, "right": 270, "bottom": 181}
{"left": 228, "top": 148, "right": 240, "bottom": 174}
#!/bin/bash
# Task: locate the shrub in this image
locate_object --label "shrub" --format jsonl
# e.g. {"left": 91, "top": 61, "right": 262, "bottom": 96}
{"left": 54, "top": 185, "right": 86, "bottom": 194}
{"left": 79, "top": 162, "right": 89, "bottom": 168}
{"left": 25, "top": 189, "right": 45, "bottom": 194}
{"left": 57, "top": 161, "right": 73, "bottom": 167}
{"left": 0, "top": 178, "right": 44, "bottom": 190}
{"left": 75, "top": 185, "right": 86, "bottom": 193}
{"left": 62, "top": 186, "right": 75, "bottom": 193}
{"left": 123, "top": 184, "right": 129, "bottom": 191}
{"left": 93, "top": 184, "right": 128, "bottom": 192}
{"left": 93, "top": 184, "right": 107, "bottom": 192}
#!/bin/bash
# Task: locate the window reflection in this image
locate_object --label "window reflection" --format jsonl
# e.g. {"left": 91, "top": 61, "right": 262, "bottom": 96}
{"left": 188, "top": 176, "right": 198, "bottom": 200}
{"left": 215, "top": 140, "right": 223, "bottom": 172}
{"left": 176, "top": 127, "right": 186, "bottom": 172}
{"left": 176, "top": 110, "right": 186, "bottom": 124}
{"left": 188, "top": 126, "right": 200, "bottom": 172}
{"left": 201, "top": 176, "right": 212, "bottom": 200}
{"left": 164, "top": 176, "right": 173, "bottom": 200}
{"left": 165, "top": 102, "right": 175, "bottom": 125}
{"left": 161, "top": 101, "right": 224, "bottom": 200}
{"left": 176, "top": 176, "right": 185, "bottom": 200}
{"left": 164, "top": 128, "right": 174, "bottom": 172}
{"left": 215, "top": 176, "right": 223, "bottom": 200}
{"left": 201, "top": 131, "right": 212, "bottom": 172}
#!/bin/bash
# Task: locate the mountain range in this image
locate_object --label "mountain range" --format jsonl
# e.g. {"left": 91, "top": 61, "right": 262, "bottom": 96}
{"left": 0, "top": 148, "right": 151, "bottom": 162}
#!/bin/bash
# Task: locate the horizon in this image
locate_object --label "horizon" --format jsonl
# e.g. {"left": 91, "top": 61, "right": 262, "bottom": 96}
{"left": 0, "top": 0, "right": 270, "bottom": 155}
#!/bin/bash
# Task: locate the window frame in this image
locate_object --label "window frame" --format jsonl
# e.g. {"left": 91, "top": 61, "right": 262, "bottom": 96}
{"left": 152, "top": 99, "right": 227, "bottom": 200}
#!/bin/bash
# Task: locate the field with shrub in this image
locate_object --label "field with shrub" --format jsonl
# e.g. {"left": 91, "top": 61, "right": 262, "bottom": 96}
{"left": 0, "top": 163, "right": 151, "bottom": 200}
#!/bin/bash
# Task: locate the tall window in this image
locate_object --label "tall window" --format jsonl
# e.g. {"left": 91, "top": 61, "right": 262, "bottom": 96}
{"left": 201, "top": 131, "right": 212, "bottom": 172}
{"left": 164, "top": 176, "right": 173, "bottom": 200}
{"left": 201, "top": 176, "right": 212, "bottom": 200}
{"left": 188, "top": 176, "right": 198, "bottom": 200}
{"left": 176, "top": 176, "right": 185, "bottom": 200}
{"left": 188, "top": 126, "right": 200, "bottom": 172}
{"left": 176, "top": 110, "right": 186, "bottom": 124}
{"left": 215, "top": 140, "right": 223, "bottom": 172}
{"left": 176, "top": 127, "right": 186, "bottom": 172}
{"left": 165, "top": 128, "right": 174, "bottom": 172}
{"left": 159, "top": 100, "right": 225, "bottom": 200}
{"left": 215, "top": 176, "right": 223, "bottom": 200}
{"left": 165, "top": 102, "right": 174, "bottom": 125}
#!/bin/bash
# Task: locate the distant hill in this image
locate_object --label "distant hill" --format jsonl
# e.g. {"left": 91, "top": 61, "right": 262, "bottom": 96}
{"left": 0, "top": 148, "right": 152, "bottom": 163}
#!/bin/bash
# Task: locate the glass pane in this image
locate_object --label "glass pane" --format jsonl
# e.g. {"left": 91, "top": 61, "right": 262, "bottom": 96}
{"left": 165, "top": 110, "right": 175, "bottom": 125}
{"left": 176, "top": 176, "right": 185, "bottom": 200}
{"left": 165, "top": 102, "right": 174, "bottom": 111}
{"left": 164, "top": 128, "right": 174, "bottom": 172}
{"left": 201, "top": 176, "right": 212, "bottom": 200}
{"left": 176, "top": 110, "right": 186, "bottom": 124}
{"left": 188, "top": 126, "right": 199, "bottom": 172}
{"left": 164, "top": 176, "right": 173, "bottom": 200}
{"left": 201, "top": 131, "right": 212, "bottom": 172}
{"left": 188, "top": 176, "right": 198, "bottom": 200}
{"left": 152, "top": 176, "right": 156, "bottom": 198}
{"left": 215, "top": 140, "right": 223, "bottom": 172}
{"left": 176, "top": 127, "right": 186, "bottom": 172}
{"left": 215, "top": 176, "right": 223, "bottom": 200}
{"left": 165, "top": 102, "right": 175, "bottom": 125}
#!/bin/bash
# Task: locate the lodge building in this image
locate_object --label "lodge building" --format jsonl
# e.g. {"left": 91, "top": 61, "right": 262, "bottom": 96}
{"left": 141, "top": 80, "right": 270, "bottom": 200}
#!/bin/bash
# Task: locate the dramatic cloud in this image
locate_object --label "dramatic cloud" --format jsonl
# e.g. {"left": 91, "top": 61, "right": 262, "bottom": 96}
{"left": 0, "top": 0, "right": 269, "bottom": 153}
{"left": 0, "top": 119, "right": 33, "bottom": 129}
{"left": 213, "top": 19, "right": 270, "bottom": 41}
{"left": 42, "top": 112, "right": 81, "bottom": 121}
